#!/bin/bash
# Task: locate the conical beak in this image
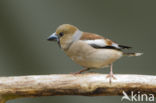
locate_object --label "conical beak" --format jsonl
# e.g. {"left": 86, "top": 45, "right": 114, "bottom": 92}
{"left": 47, "top": 32, "right": 58, "bottom": 41}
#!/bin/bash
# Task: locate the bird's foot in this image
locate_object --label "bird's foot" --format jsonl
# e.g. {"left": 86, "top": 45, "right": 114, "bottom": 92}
{"left": 70, "top": 71, "right": 81, "bottom": 75}
{"left": 71, "top": 68, "right": 90, "bottom": 75}
{"left": 106, "top": 73, "right": 116, "bottom": 79}
{"left": 106, "top": 73, "right": 116, "bottom": 84}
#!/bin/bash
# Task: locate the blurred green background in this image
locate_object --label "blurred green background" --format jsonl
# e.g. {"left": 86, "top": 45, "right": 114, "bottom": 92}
{"left": 0, "top": 0, "right": 155, "bottom": 103}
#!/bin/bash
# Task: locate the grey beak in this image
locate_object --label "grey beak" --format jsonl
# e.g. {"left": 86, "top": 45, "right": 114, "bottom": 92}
{"left": 47, "top": 32, "right": 58, "bottom": 41}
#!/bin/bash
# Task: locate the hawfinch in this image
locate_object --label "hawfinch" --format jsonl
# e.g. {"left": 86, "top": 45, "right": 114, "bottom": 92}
{"left": 48, "top": 24, "right": 143, "bottom": 83}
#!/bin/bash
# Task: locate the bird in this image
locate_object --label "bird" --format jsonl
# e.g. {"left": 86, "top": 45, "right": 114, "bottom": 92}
{"left": 47, "top": 24, "right": 143, "bottom": 83}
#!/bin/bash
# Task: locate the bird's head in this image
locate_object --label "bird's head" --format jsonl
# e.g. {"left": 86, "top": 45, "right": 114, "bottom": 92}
{"left": 48, "top": 24, "right": 81, "bottom": 49}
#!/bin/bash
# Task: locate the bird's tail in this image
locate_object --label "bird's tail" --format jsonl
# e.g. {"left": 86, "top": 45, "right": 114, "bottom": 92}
{"left": 123, "top": 52, "right": 143, "bottom": 57}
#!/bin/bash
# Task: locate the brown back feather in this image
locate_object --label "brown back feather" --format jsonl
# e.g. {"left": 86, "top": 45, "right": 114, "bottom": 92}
{"left": 80, "top": 32, "right": 104, "bottom": 40}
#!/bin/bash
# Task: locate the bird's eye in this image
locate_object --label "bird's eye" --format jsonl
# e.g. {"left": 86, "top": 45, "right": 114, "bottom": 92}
{"left": 59, "top": 32, "right": 64, "bottom": 37}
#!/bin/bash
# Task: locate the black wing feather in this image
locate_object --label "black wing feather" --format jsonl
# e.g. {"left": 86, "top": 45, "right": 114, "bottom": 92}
{"left": 119, "top": 45, "right": 132, "bottom": 49}
{"left": 90, "top": 44, "right": 121, "bottom": 50}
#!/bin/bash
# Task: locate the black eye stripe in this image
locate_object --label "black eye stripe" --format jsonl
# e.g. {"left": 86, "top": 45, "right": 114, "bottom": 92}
{"left": 59, "top": 32, "right": 64, "bottom": 37}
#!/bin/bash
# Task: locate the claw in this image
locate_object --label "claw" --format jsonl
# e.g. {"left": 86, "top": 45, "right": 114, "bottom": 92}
{"left": 106, "top": 74, "right": 116, "bottom": 79}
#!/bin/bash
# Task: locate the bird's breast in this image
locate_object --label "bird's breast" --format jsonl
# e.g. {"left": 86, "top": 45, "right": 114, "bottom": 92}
{"left": 64, "top": 41, "right": 123, "bottom": 68}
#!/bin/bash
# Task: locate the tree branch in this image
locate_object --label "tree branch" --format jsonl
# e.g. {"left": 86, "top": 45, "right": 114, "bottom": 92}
{"left": 0, "top": 74, "right": 156, "bottom": 103}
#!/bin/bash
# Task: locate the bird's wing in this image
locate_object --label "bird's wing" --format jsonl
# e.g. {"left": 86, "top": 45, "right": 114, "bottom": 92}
{"left": 80, "top": 32, "right": 131, "bottom": 50}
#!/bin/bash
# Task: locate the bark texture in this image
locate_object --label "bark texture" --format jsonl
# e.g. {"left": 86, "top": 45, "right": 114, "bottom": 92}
{"left": 0, "top": 74, "right": 156, "bottom": 103}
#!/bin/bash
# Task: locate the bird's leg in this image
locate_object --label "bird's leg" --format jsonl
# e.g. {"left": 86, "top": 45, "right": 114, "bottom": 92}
{"left": 72, "top": 68, "right": 90, "bottom": 74}
{"left": 106, "top": 64, "right": 116, "bottom": 83}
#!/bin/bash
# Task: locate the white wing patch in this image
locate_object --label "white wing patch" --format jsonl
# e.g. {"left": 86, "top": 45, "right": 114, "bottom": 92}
{"left": 83, "top": 39, "right": 120, "bottom": 49}
{"left": 83, "top": 39, "right": 107, "bottom": 47}
{"left": 112, "top": 43, "right": 120, "bottom": 48}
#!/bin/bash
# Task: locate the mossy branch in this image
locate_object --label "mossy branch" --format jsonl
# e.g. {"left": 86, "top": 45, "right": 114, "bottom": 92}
{"left": 0, "top": 74, "right": 156, "bottom": 103}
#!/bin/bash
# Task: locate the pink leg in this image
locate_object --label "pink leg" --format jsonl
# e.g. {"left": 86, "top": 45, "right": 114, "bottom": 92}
{"left": 72, "top": 68, "right": 90, "bottom": 74}
{"left": 106, "top": 64, "right": 116, "bottom": 84}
